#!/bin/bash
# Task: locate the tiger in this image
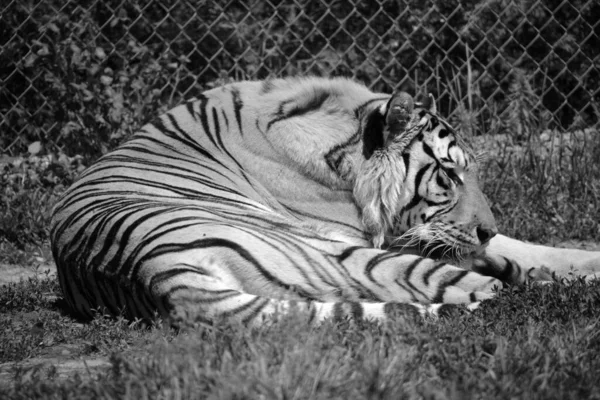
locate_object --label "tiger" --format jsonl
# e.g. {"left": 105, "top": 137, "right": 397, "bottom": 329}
{"left": 50, "top": 77, "right": 600, "bottom": 326}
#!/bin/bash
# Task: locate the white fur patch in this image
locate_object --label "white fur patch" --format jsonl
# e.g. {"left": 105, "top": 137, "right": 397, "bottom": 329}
{"left": 353, "top": 149, "right": 407, "bottom": 247}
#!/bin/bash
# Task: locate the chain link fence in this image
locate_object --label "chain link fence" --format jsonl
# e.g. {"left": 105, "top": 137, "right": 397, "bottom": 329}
{"left": 1, "top": 0, "right": 599, "bottom": 159}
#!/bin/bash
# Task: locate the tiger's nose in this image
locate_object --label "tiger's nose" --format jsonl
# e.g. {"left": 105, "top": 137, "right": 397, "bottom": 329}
{"left": 476, "top": 225, "right": 498, "bottom": 245}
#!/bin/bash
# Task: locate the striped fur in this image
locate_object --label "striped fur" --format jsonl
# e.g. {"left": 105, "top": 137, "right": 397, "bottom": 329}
{"left": 50, "top": 77, "right": 600, "bottom": 326}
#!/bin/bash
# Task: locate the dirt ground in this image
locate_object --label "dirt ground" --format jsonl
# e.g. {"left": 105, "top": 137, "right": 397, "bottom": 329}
{"left": 0, "top": 262, "right": 113, "bottom": 385}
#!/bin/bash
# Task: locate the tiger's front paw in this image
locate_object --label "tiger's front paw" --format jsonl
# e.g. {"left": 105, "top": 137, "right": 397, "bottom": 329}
{"left": 437, "top": 270, "right": 501, "bottom": 304}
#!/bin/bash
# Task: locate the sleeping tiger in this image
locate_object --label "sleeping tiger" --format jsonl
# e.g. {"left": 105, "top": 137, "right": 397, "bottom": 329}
{"left": 50, "top": 77, "right": 600, "bottom": 326}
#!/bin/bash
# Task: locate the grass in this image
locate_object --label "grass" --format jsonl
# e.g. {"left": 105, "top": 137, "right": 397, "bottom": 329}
{"left": 479, "top": 128, "right": 600, "bottom": 243}
{"left": 0, "top": 276, "right": 165, "bottom": 364}
{"left": 1, "top": 276, "right": 600, "bottom": 399}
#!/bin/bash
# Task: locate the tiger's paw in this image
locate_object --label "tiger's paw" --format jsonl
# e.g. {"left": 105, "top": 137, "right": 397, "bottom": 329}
{"left": 437, "top": 270, "right": 501, "bottom": 304}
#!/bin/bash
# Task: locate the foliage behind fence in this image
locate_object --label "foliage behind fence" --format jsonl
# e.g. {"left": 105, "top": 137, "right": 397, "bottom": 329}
{"left": 1, "top": 0, "right": 599, "bottom": 161}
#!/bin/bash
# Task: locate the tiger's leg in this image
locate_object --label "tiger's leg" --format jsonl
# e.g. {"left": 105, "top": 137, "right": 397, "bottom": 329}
{"left": 461, "top": 234, "right": 600, "bottom": 284}
{"left": 149, "top": 255, "right": 458, "bottom": 327}
{"left": 137, "top": 224, "right": 501, "bottom": 326}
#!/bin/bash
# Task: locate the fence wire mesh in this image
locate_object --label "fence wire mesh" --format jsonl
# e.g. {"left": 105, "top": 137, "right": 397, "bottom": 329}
{"left": 1, "top": 0, "right": 599, "bottom": 157}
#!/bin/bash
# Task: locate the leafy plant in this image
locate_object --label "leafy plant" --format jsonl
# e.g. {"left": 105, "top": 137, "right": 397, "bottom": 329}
{"left": 502, "top": 68, "right": 550, "bottom": 142}
{"left": 0, "top": 151, "right": 83, "bottom": 255}
{"left": 1, "top": 1, "right": 187, "bottom": 161}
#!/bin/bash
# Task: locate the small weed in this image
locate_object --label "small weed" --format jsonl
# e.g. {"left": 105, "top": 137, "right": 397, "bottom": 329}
{"left": 502, "top": 68, "right": 550, "bottom": 142}
{"left": 0, "top": 275, "right": 59, "bottom": 314}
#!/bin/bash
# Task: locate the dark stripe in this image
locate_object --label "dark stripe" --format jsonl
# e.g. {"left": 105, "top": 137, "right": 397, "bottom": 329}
{"left": 210, "top": 107, "right": 249, "bottom": 174}
{"left": 58, "top": 199, "right": 119, "bottom": 262}
{"left": 496, "top": 257, "right": 519, "bottom": 282}
{"left": 337, "top": 246, "right": 362, "bottom": 262}
{"left": 474, "top": 256, "right": 518, "bottom": 283}
{"left": 212, "top": 107, "right": 221, "bottom": 144}
{"left": 393, "top": 278, "right": 419, "bottom": 302}
{"left": 166, "top": 285, "right": 241, "bottom": 303}
{"left": 130, "top": 131, "right": 194, "bottom": 160}
{"left": 402, "top": 152, "right": 410, "bottom": 171}
{"left": 241, "top": 298, "right": 271, "bottom": 324}
{"left": 195, "top": 96, "right": 218, "bottom": 148}
{"left": 438, "top": 128, "right": 450, "bottom": 138}
{"left": 93, "top": 273, "right": 121, "bottom": 316}
{"left": 231, "top": 87, "right": 244, "bottom": 135}
{"left": 404, "top": 163, "right": 432, "bottom": 210}
{"left": 424, "top": 199, "right": 451, "bottom": 207}
{"left": 422, "top": 261, "right": 445, "bottom": 285}
{"left": 432, "top": 270, "right": 470, "bottom": 303}
{"left": 422, "top": 142, "right": 436, "bottom": 160}
{"left": 185, "top": 101, "right": 195, "bottom": 119}
{"left": 267, "top": 90, "right": 330, "bottom": 130}
{"left": 424, "top": 202, "right": 455, "bottom": 222}
{"left": 196, "top": 292, "right": 245, "bottom": 304}
{"left": 153, "top": 115, "right": 220, "bottom": 165}
{"left": 69, "top": 172, "right": 245, "bottom": 202}
{"left": 365, "top": 252, "right": 401, "bottom": 284}
{"left": 350, "top": 302, "right": 363, "bottom": 320}
{"left": 333, "top": 302, "right": 345, "bottom": 321}
{"left": 138, "top": 238, "right": 300, "bottom": 294}
{"left": 436, "top": 171, "right": 450, "bottom": 190}
{"left": 353, "top": 96, "right": 389, "bottom": 118}
{"left": 221, "top": 109, "right": 229, "bottom": 131}
{"left": 124, "top": 211, "right": 289, "bottom": 279}
{"left": 403, "top": 257, "right": 429, "bottom": 300}
{"left": 96, "top": 153, "right": 241, "bottom": 195}
{"left": 324, "top": 129, "right": 362, "bottom": 175}
{"left": 149, "top": 266, "right": 208, "bottom": 292}
{"left": 94, "top": 205, "right": 166, "bottom": 274}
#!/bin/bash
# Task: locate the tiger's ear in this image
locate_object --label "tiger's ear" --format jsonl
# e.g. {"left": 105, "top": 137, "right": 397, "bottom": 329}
{"left": 362, "top": 91, "right": 414, "bottom": 159}
{"left": 414, "top": 93, "right": 436, "bottom": 114}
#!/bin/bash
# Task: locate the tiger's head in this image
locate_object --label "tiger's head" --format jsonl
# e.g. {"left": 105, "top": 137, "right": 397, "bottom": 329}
{"left": 354, "top": 91, "right": 497, "bottom": 260}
